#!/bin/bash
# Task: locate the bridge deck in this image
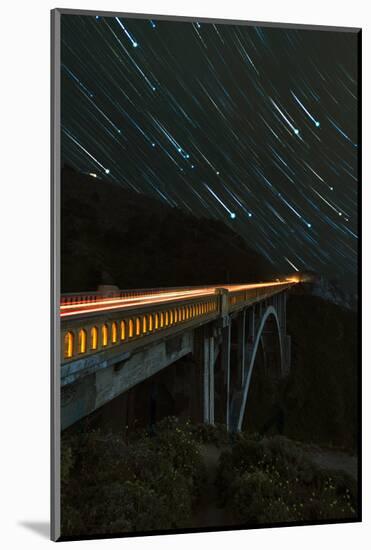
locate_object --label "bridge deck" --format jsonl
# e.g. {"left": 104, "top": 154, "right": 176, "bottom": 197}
{"left": 60, "top": 280, "right": 296, "bottom": 369}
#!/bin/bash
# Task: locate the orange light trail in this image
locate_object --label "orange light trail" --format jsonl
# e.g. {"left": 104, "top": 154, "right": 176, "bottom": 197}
{"left": 60, "top": 280, "right": 296, "bottom": 319}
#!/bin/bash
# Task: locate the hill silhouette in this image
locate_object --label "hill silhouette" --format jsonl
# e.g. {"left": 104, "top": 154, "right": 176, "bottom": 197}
{"left": 61, "top": 167, "right": 273, "bottom": 292}
{"left": 244, "top": 292, "right": 357, "bottom": 451}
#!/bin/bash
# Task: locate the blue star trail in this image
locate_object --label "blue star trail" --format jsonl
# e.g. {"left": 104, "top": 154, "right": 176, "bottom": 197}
{"left": 61, "top": 15, "right": 359, "bottom": 291}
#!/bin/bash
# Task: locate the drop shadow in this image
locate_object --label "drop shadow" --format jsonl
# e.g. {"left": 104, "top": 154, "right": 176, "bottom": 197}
{"left": 18, "top": 521, "right": 50, "bottom": 539}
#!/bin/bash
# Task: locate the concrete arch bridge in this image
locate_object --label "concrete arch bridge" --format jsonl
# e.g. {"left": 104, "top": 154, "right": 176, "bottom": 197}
{"left": 60, "top": 279, "right": 297, "bottom": 431}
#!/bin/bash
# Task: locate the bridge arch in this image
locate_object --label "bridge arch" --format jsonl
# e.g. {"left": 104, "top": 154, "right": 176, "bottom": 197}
{"left": 237, "top": 305, "right": 283, "bottom": 432}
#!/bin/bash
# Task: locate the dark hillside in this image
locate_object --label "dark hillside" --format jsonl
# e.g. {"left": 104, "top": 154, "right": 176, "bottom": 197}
{"left": 283, "top": 294, "right": 358, "bottom": 449}
{"left": 244, "top": 293, "right": 357, "bottom": 451}
{"left": 61, "top": 167, "right": 273, "bottom": 292}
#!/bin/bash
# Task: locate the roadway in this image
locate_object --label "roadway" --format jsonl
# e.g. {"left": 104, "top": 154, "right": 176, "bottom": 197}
{"left": 60, "top": 279, "right": 298, "bottom": 319}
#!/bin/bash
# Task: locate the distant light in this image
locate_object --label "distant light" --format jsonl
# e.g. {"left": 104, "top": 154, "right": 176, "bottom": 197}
{"left": 105, "top": 168, "right": 110, "bottom": 174}
{"left": 339, "top": 212, "right": 342, "bottom": 216}
{"left": 178, "top": 148, "right": 182, "bottom": 152}
{"left": 230, "top": 212, "right": 236, "bottom": 219}
{"left": 152, "top": 87, "right": 156, "bottom": 91}
{"left": 186, "top": 154, "right": 190, "bottom": 159}
{"left": 89, "top": 172, "right": 97, "bottom": 178}
{"left": 95, "top": 16, "right": 100, "bottom": 20}
{"left": 216, "top": 171, "right": 220, "bottom": 175}
{"left": 151, "top": 142, "right": 156, "bottom": 147}
{"left": 294, "top": 128, "right": 300, "bottom": 135}
{"left": 248, "top": 213, "right": 252, "bottom": 217}
{"left": 133, "top": 42, "right": 138, "bottom": 48}
{"left": 330, "top": 187, "right": 334, "bottom": 191}
{"left": 191, "top": 165, "right": 195, "bottom": 169}
{"left": 315, "top": 121, "right": 320, "bottom": 128}
{"left": 307, "top": 223, "right": 311, "bottom": 228}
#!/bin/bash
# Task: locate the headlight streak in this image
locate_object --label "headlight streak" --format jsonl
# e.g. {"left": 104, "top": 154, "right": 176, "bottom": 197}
{"left": 60, "top": 280, "right": 297, "bottom": 318}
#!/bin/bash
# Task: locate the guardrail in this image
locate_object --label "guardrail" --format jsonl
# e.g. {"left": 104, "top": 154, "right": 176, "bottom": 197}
{"left": 62, "top": 295, "right": 219, "bottom": 363}
{"left": 60, "top": 285, "right": 214, "bottom": 306}
{"left": 61, "top": 282, "right": 294, "bottom": 364}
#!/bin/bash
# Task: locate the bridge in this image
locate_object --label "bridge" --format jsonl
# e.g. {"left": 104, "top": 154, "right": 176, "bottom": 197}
{"left": 60, "top": 278, "right": 298, "bottom": 431}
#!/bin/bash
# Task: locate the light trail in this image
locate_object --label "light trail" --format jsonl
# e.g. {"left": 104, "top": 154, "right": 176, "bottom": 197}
{"left": 311, "top": 187, "right": 344, "bottom": 216}
{"left": 62, "top": 64, "right": 94, "bottom": 97}
{"left": 284, "top": 257, "right": 300, "bottom": 271}
{"left": 291, "top": 91, "right": 320, "bottom": 127}
{"left": 270, "top": 98, "right": 300, "bottom": 136}
{"left": 204, "top": 184, "right": 236, "bottom": 219}
{"left": 115, "top": 17, "right": 138, "bottom": 47}
{"left": 61, "top": 288, "right": 218, "bottom": 317}
{"left": 60, "top": 280, "right": 296, "bottom": 318}
{"left": 303, "top": 161, "right": 325, "bottom": 182}
{"left": 62, "top": 128, "right": 110, "bottom": 174}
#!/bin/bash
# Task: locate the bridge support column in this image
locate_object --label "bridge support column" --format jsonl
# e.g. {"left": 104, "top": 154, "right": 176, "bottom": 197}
{"left": 221, "top": 321, "right": 231, "bottom": 430}
{"left": 236, "top": 310, "right": 246, "bottom": 389}
{"left": 203, "top": 335, "right": 215, "bottom": 424}
{"left": 209, "top": 338, "right": 215, "bottom": 424}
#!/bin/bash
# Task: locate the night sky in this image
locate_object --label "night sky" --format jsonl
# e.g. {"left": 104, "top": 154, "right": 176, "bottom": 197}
{"left": 61, "top": 14, "right": 359, "bottom": 291}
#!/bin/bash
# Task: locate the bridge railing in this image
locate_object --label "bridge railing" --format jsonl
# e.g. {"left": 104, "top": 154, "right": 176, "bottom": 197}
{"left": 228, "top": 283, "right": 293, "bottom": 311}
{"left": 61, "top": 282, "right": 295, "bottom": 365}
{"left": 62, "top": 295, "right": 219, "bottom": 364}
{"left": 60, "top": 285, "right": 215, "bottom": 306}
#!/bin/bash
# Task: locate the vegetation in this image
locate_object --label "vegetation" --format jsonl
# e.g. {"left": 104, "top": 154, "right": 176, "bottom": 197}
{"left": 216, "top": 433, "right": 357, "bottom": 525}
{"left": 191, "top": 422, "right": 229, "bottom": 447}
{"left": 61, "top": 419, "right": 357, "bottom": 537}
{"left": 61, "top": 417, "right": 206, "bottom": 537}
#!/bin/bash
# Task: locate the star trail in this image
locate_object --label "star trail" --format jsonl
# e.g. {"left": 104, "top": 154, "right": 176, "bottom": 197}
{"left": 61, "top": 14, "right": 359, "bottom": 291}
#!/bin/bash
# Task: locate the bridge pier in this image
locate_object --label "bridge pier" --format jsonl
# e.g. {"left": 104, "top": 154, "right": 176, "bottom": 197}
{"left": 221, "top": 321, "right": 231, "bottom": 430}
{"left": 203, "top": 333, "right": 215, "bottom": 424}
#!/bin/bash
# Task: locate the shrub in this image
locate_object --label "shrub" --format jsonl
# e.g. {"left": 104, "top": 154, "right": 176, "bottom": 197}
{"left": 61, "top": 417, "right": 206, "bottom": 536}
{"left": 216, "top": 434, "right": 357, "bottom": 525}
{"left": 191, "top": 422, "right": 229, "bottom": 447}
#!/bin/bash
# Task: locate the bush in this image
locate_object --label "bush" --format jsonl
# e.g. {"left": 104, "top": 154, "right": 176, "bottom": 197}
{"left": 61, "top": 417, "right": 206, "bottom": 537}
{"left": 191, "top": 422, "right": 229, "bottom": 447}
{"left": 216, "top": 434, "right": 357, "bottom": 525}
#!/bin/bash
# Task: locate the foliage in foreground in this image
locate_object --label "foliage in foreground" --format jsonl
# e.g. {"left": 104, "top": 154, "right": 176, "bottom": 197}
{"left": 216, "top": 433, "right": 357, "bottom": 525}
{"left": 190, "top": 422, "right": 229, "bottom": 447}
{"left": 61, "top": 420, "right": 358, "bottom": 537}
{"left": 61, "top": 417, "right": 205, "bottom": 537}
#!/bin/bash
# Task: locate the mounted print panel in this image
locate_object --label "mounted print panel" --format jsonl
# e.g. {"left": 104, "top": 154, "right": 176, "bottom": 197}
{"left": 51, "top": 8, "right": 361, "bottom": 542}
